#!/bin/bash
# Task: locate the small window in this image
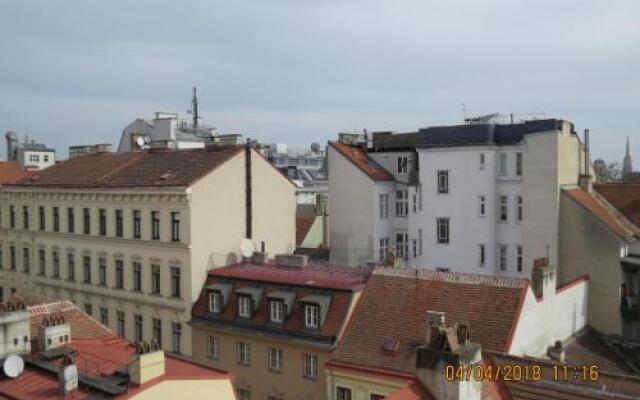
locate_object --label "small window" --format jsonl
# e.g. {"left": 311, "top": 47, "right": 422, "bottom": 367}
{"left": 117, "top": 311, "right": 125, "bottom": 337}
{"left": 499, "top": 153, "right": 508, "bottom": 176}
{"left": 517, "top": 245, "right": 523, "bottom": 272}
{"left": 378, "top": 194, "right": 389, "bottom": 219}
{"left": 269, "top": 347, "right": 283, "bottom": 372}
{"left": 270, "top": 300, "right": 284, "bottom": 323}
{"left": 53, "top": 207, "right": 60, "bottom": 232}
{"left": 479, "top": 153, "right": 486, "bottom": 170}
{"left": 237, "top": 388, "right": 251, "bottom": 400}
{"left": 379, "top": 238, "right": 390, "bottom": 262}
{"left": 499, "top": 245, "right": 508, "bottom": 271}
{"left": 171, "top": 212, "right": 180, "bottom": 242}
{"left": 39, "top": 206, "right": 45, "bottom": 230}
{"left": 395, "top": 233, "right": 408, "bottom": 260}
{"left": 151, "top": 211, "right": 160, "bottom": 240}
{"left": 238, "top": 296, "right": 252, "bottom": 318}
{"left": 99, "top": 209, "right": 106, "bottom": 236}
{"left": 302, "top": 353, "right": 318, "bottom": 379}
{"left": 133, "top": 262, "right": 142, "bottom": 292}
{"left": 209, "top": 292, "right": 222, "bottom": 313}
{"left": 499, "top": 196, "right": 508, "bottom": 222}
{"left": 151, "top": 264, "right": 161, "bottom": 295}
{"left": 237, "top": 341, "right": 250, "bottom": 365}
{"left": 337, "top": 388, "right": 353, "bottom": 400}
{"left": 98, "top": 258, "right": 107, "bottom": 287}
{"left": 395, "top": 190, "right": 408, "bottom": 217}
{"left": 516, "top": 196, "right": 523, "bottom": 222}
{"left": 304, "top": 304, "right": 319, "bottom": 329}
{"left": 153, "top": 318, "right": 163, "bottom": 347}
{"left": 479, "top": 195, "right": 486, "bottom": 217}
{"left": 397, "top": 156, "right": 408, "bottom": 174}
{"left": 207, "top": 336, "right": 219, "bottom": 359}
{"left": 437, "top": 218, "right": 450, "bottom": 244}
{"left": 134, "top": 314, "right": 143, "bottom": 343}
{"left": 83, "top": 208, "right": 91, "bottom": 234}
{"left": 115, "top": 210, "right": 123, "bottom": 238}
{"left": 479, "top": 244, "right": 486, "bottom": 267}
{"left": 100, "top": 307, "right": 109, "bottom": 326}
{"left": 437, "top": 170, "right": 449, "bottom": 194}
{"left": 172, "top": 322, "right": 181, "bottom": 354}
{"left": 516, "top": 153, "right": 523, "bottom": 177}
{"left": 67, "top": 207, "right": 74, "bottom": 233}
{"left": 115, "top": 259, "right": 124, "bottom": 289}
{"left": 23, "top": 206, "right": 29, "bottom": 230}
{"left": 133, "top": 210, "right": 141, "bottom": 239}
{"left": 170, "top": 267, "right": 181, "bottom": 298}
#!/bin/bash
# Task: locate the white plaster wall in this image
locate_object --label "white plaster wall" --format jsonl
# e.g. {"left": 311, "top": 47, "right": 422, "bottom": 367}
{"left": 368, "top": 151, "right": 413, "bottom": 184}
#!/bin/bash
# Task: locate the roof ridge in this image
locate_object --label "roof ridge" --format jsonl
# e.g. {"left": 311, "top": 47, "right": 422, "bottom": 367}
{"left": 28, "top": 300, "right": 77, "bottom": 315}
{"left": 373, "top": 266, "right": 528, "bottom": 288}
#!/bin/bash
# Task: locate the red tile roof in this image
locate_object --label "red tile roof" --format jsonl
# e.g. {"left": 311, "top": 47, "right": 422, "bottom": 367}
{"left": 329, "top": 141, "right": 394, "bottom": 181}
{"left": 328, "top": 267, "right": 528, "bottom": 376}
{"left": 595, "top": 183, "right": 640, "bottom": 228}
{"left": 0, "top": 162, "right": 33, "bottom": 184}
{"left": 0, "top": 300, "right": 233, "bottom": 400}
{"left": 296, "top": 216, "right": 315, "bottom": 246}
{"left": 7, "top": 146, "right": 243, "bottom": 188}
{"left": 563, "top": 187, "right": 640, "bottom": 238}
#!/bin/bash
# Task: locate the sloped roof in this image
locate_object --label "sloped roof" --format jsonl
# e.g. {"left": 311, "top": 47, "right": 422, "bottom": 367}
{"left": 329, "top": 141, "right": 394, "bottom": 181}
{"left": 328, "top": 267, "right": 527, "bottom": 376}
{"left": 0, "top": 161, "right": 33, "bottom": 184}
{"left": 296, "top": 216, "right": 315, "bottom": 246}
{"left": 563, "top": 187, "right": 640, "bottom": 239}
{"left": 595, "top": 183, "right": 640, "bottom": 228}
{"left": 7, "top": 146, "right": 243, "bottom": 189}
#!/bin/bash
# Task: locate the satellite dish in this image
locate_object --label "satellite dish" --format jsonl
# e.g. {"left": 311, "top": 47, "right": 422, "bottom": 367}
{"left": 144, "top": 135, "right": 151, "bottom": 144}
{"left": 240, "top": 239, "right": 255, "bottom": 258}
{"left": 3, "top": 355, "right": 24, "bottom": 378}
{"left": 135, "top": 136, "right": 145, "bottom": 147}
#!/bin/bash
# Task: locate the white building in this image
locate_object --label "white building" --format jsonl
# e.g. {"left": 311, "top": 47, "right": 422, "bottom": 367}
{"left": 329, "top": 119, "right": 587, "bottom": 279}
{"left": 0, "top": 145, "right": 296, "bottom": 356}
{"left": 5, "top": 132, "right": 55, "bottom": 171}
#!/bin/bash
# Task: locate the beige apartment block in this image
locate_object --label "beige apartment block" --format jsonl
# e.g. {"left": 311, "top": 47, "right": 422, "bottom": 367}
{"left": 0, "top": 145, "right": 296, "bottom": 356}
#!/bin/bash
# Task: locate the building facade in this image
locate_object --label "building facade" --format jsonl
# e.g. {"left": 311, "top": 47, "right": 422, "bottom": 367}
{"left": 0, "top": 146, "right": 296, "bottom": 356}
{"left": 329, "top": 119, "right": 587, "bottom": 279}
{"left": 5, "top": 131, "right": 55, "bottom": 171}
{"left": 190, "top": 254, "right": 368, "bottom": 400}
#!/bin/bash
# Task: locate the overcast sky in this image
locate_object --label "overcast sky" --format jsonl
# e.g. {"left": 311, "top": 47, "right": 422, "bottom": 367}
{"left": 1, "top": 0, "right": 638, "bottom": 161}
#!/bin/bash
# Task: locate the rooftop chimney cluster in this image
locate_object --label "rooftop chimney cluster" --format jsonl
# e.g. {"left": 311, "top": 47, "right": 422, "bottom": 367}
{"left": 38, "top": 314, "right": 71, "bottom": 352}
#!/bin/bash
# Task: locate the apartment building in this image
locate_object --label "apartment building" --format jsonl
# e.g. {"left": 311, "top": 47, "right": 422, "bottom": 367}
{"left": 329, "top": 119, "right": 587, "bottom": 278}
{"left": 190, "top": 254, "right": 369, "bottom": 400}
{"left": 0, "top": 145, "right": 296, "bottom": 356}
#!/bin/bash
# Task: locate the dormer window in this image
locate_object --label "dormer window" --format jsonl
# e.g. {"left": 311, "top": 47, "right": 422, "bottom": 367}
{"left": 209, "top": 292, "right": 222, "bottom": 313}
{"left": 238, "top": 296, "right": 252, "bottom": 318}
{"left": 304, "top": 305, "right": 319, "bottom": 329}
{"left": 270, "top": 300, "right": 284, "bottom": 323}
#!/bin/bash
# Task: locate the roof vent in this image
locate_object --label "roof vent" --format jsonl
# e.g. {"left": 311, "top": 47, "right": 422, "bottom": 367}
{"left": 274, "top": 254, "right": 308, "bottom": 268}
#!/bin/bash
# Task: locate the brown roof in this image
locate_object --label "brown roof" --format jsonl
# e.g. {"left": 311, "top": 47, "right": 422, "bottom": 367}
{"left": 563, "top": 187, "right": 640, "bottom": 239}
{"left": 296, "top": 216, "right": 315, "bottom": 245}
{"left": 329, "top": 141, "right": 394, "bottom": 181}
{"left": 0, "top": 161, "right": 33, "bottom": 184}
{"left": 595, "top": 183, "right": 640, "bottom": 228}
{"left": 7, "top": 146, "right": 244, "bottom": 188}
{"left": 564, "top": 327, "right": 639, "bottom": 375}
{"left": 328, "top": 267, "right": 528, "bottom": 376}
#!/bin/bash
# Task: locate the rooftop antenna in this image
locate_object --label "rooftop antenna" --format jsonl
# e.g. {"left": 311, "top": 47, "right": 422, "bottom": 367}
{"left": 460, "top": 103, "right": 468, "bottom": 122}
{"left": 188, "top": 86, "right": 200, "bottom": 128}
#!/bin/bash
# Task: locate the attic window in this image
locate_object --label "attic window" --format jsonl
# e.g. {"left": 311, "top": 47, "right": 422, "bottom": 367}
{"left": 209, "top": 291, "right": 222, "bottom": 313}
{"left": 304, "top": 304, "right": 319, "bottom": 329}
{"left": 238, "top": 295, "right": 252, "bottom": 318}
{"left": 383, "top": 337, "right": 400, "bottom": 353}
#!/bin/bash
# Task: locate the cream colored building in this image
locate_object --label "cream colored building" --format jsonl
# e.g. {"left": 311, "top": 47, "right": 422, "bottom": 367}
{"left": 0, "top": 145, "right": 296, "bottom": 356}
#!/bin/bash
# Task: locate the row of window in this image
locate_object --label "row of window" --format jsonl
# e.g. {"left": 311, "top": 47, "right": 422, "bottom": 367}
{"left": 481, "top": 243, "right": 523, "bottom": 272}
{"left": 435, "top": 153, "right": 523, "bottom": 195}
{"left": 5, "top": 205, "right": 181, "bottom": 243}
{"left": 379, "top": 188, "right": 422, "bottom": 219}
{"left": 86, "top": 304, "right": 182, "bottom": 354}
{"left": 0, "top": 245, "right": 181, "bottom": 298}
{"left": 480, "top": 195, "right": 523, "bottom": 222}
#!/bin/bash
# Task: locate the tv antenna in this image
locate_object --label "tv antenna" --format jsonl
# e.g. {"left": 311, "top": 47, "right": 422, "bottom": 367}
{"left": 187, "top": 86, "right": 201, "bottom": 128}
{"left": 460, "top": 103, "right": 468, "bottom": 121}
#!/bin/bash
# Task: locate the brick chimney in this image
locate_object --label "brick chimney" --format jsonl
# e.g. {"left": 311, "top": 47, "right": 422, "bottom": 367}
{"left": 128, "top": 341, "right": 166, "bottom": 386}
{"left": 416, "top": 316, "right": 482, "bottom": 400}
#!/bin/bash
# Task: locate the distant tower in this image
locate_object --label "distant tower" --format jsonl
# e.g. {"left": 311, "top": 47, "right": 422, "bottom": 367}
{"left": 623, "top": 135, "right": 633, "bottom": 176}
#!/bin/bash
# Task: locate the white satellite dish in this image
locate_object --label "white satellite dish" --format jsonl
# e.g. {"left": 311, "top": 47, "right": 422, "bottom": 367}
{"left": 240, "top": 239, "right": 255, "bottom": 258}
{"left": 135, "top": 136, "right": 145, "bottom": 147}
{"left": 144, "top": 135, "right": 151, "bottom": 144}
{"left": 3, "top": 355, "right": 24, "bottom": 378}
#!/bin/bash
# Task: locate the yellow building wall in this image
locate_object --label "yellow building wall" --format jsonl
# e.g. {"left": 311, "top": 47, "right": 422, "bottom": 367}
{"left": 325, "top": 368, "right": 409, "bottom": 400}
{"left": 129, "top": 379, "right": 236, "bottom": 400}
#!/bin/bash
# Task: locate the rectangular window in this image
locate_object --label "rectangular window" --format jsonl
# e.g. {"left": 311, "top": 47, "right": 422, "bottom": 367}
{"left": 99, "top": 257, "right": 107, "bottom": 286}
{"left": 516, "top": 153, "right": 523, "bottom": 176}
{"left": 337, "top": 387, "right": 352, "bottom": 400}
{"left": 395, "top": 190, "right": 408, "bottom": 217}
{"left": 151, "top": 264, "right": 161, "bottom": 295}
{"left": 84, "top": 303, "right": 92, "bottom": 316}
{"left": 83, "top": 255, "right": 91, "bottom": 284}
{"left": 412, "top": 192, "right": 417, "bottom": 213}
{"left": 52, "top": 251, "right": 59, "bottom": 278}
{"left": 133, "top": 262, "right": 142, "bottom": 292}
{"left": 237, "top": 341, "right": 250, "bottom": 365}
{"left": 207, "top": 336, "right": 219, "bottom": 359}
{"left": 270, "top": 300, "right": 284, "bottom": 323}
{"left": 83, "top": 208, "right": 90, "bottom": 234}
{"left": 38, "top": 249, "right": 47, "bottom": 276}
{"left": 151, "top": 211, "right": 160, "bottom": 240}
{"left": 39, "top": 206, "right": 45, "bottom": 230}
{"left": 115, "top": 210, "right": 123, "bottom": 238}
{"left": 209, "top": 292, "right": 222, "bottom": 313}
{"left": 412, "top": 239, "right": 417, "bottom": 258}
{"left": 437, "top": 170, "right": 449, "bottom": 194}
{"left": 133, "top": 210, "right": 141, "bottom": 239}
{"left": 0, "top": 245, "right": 4, "bottom": 269}
{"left": 269, "top": 347, "right": 283, "bottom": 372}
{"left": 67, "top": 207, "right": 74, "bottom": 233}
{"left": 437, "top": 218, "right": 450, "bottom": 244}
{"left": 378, "top": 194, "right": 389, "bottom": 219}
{"left": 99, "top": 209, "right": 106, "bottom": 236}
{"left": 479, "top": 244, "right": 486, "bottom": 267}
{"left": 370, "top": 395, "right": 385, "bottom": 400}
{"left": 418, "top": 229, "right": 423, "bottom": 256}
{"left": 22, "top": 247, "right": 30, "bottom": 273}
{"left": 395, "top": 233, "right": 408, "bottom": 260}
{"left": 379, "top": 238, "right": 390, "bottom": 262}
{"left": 134, "top": 314, "right": 143, "bottom": 343}
{"left": 53, "top": 207, "right": 59, "bottom": 232}
{"left": 397, "top": 156, "right": 408, "bottom": 173}
{"left": 170, "top": 267, "right": 181, "bottom": 298}
{"left": 499, "top": 245, "right": 508, "bottom": 271}
{"left": 100, "top": 307, "right": 109, "bottom": 326}
{"left": 67, "top": 253, "right": 74, "bottom": 281}
{"left": 10, "top": 246, "right": 16, "bottom": 270}
{"left": 9, "top": 205, "right": 15, "bottom": 228}
{"left": 117, "top": 311, "right": 125, "bottom": 337}
{"left": 517, "top": 245, "right": 523, "bottom": 272}
{"left": 153, "top": 318, "right": 162, "bottom": 348}
{"left": 171, "top": 322, "right": 182, "bottom": 354}
{"left": 238, "top": 296, "right": 252, "bottom": 318}
{"left": 479, "top": 195, "right": 486, "bottom": 217}
{"left": 479, "top": 153, "right": 486, "bottom": 170}
{"left": 499, "top": 196, "right": 508, "bottom": 222}
{"left": 237, "top": 389, "right": 251, "bottom": 400}
{"left": 23, "top": 206, "right": 29, "bottom": 229}
{"left": 499, "top": 153, "right": 508, "bottom": 176}
{"left": 302, "top": 354, "right": 318, "bottom": 379}
{"left": 115, "top": 259, "right": 124, "bottom": 289}
{"left": 171, "top": 212, "right": 180, "bottom": 242}
{"left": 305, "top": 304, "right": 319, "bottom": 329}
{"left": 517, "top": 196, "right": 523, "bottom": 222}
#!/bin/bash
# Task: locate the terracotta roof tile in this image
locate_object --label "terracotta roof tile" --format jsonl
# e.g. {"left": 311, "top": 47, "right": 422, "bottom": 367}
{"left": 296, "top": 216, "right": 315, "bottom": 246}
{"left": 0, "top": 161, "right": 33, "bottom": 184}
{"left": 329, "top": 267, "right": 527, "bottom": 376}
{"left": 595, "top": 183, "right": 640, "bottom": 229}
{"left": 329, "top": 141, "right": 394, "bottom": 181}
{"left": 7, "top": 146, "right": 243, "bottom": 188}
{"left": 563, "top": 187, "right": 640, "bottom": 238}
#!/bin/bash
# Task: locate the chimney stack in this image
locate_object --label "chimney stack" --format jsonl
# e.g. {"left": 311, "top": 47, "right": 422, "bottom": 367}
{"left": 579, "top": 128, "right": 593, "bottom": 192}
{"left": 531, "top": 257, "right": 556, "bottom": 299}
{"left": 129, "top": 340, "right": 166, "bottom": 386}
{"left": 58, "top": 355, "right": 78, "bottom": 395}
{"left": 39, "top": 315, "right": 71, "bottom": 352}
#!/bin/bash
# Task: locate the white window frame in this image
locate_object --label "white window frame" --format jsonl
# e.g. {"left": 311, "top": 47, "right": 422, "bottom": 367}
{"left": 304, "top": 304, "right": 319, "bottom": 329}
{"left": 437, "top": 170, "right": 449, "bottom": 194}
{"left": 397, "top": 156, "right": 408, "bottom": 174}
{"left": 379, "top": 194, "right": 389, "bottom": 219}
{"left": 207, "top": 335, "right": 219, "bottom": 359}
{"left": 395, "top": 232, "right": 408, "bottom": 260}
{"left": 499, "top": 196, "right": 508, "bottom": 222}
{"left": 499, "top": 245, "right": 508, "bottom": 271}
{"left": 238, "top": 296, "right": 252, "bottom": 318}
{"left": 479, "top": 195, "right": 486, "bottom": 217}
{"left": 270, "top": 300, "right": 284, "bottom": 323}
{"left": 379, "top": 238, "right": 390, "bottom": 262}
{"left": 209, "top": 291, "right": 221, "bottom": 313}
{"left": 269, "top": 347, "right": 283, "bottom": 372}
{"left": 395, "top": 190, "right": 408, "bottom": 217}
{"left": 437, "top": 218, "right": 450, "bottom": 244}
{"left": 303, "top": 353, "right": 318, "bottom": 379}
